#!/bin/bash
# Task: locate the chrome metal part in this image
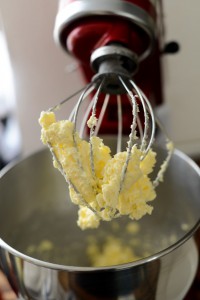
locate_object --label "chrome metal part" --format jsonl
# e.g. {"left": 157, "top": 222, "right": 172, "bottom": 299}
{"left": 91, "top": 45, "right": 139, "bottom": 93}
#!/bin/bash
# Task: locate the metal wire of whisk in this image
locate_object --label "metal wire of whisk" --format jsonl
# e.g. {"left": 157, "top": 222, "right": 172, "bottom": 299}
{"left": 51, "top": 76, "right": 153, "bottom": 165}
{"left": 49, "top": 44, "right": 156, "bottom": 152}
{"left": 45, "top": 45, "right": 173, "bottom": 219}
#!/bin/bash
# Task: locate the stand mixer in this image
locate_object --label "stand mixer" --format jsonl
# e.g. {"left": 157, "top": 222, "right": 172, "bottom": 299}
{"left": 36, "top": 0, "right": 177, "bottom": 228}
{"left": 0, "top": 1, "right": 200, "bottom": 300}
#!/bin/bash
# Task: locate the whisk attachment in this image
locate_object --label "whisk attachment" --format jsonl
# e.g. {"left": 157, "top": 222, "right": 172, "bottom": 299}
{"left": 39, "top": 46, "right": 173, "bottom": 230}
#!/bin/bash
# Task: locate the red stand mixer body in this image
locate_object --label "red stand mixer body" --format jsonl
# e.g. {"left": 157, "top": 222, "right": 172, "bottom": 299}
{"left": 54, "top": 0, "right": 164, "bottom": 134}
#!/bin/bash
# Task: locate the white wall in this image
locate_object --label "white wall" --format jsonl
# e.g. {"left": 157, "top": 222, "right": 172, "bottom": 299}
{"left": 0, "top": 1, "right": 82, "bottom": 156}
{"left": 0, "top": 0, "right": 200, "bottom": 157}
{"left": 162, "top": 0, "right": 200, "bottom": 156}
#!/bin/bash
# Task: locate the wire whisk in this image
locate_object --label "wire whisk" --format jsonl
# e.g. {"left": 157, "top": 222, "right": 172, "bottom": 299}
{"left": 39, "top": 47, "right": 173, "bottom": 229}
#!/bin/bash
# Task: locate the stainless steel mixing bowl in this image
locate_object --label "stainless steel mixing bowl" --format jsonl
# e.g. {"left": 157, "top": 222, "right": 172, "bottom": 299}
{"left": 0, "top": 146, "right": 200, "bottom": 300}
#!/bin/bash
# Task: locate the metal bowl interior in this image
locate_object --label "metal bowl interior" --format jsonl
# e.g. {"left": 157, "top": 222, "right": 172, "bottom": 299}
{"left": 0, "top": 144, "right": 200, "bottom": 269}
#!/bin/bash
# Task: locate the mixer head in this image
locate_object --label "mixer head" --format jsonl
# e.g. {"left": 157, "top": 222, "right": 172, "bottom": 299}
{"left": 53, "top": 0, "right": 163, "bottom": 134}
{"left": 54, "top": 0, "right": 157, "bottom": 63}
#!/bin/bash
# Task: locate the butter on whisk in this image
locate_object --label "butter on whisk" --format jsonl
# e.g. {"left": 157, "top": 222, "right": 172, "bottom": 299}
{"left": 39, "top": 111, "right": 157, "bottom": 230}
{"left": 39, "top": 45, "right": 173, "bottom": 230}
